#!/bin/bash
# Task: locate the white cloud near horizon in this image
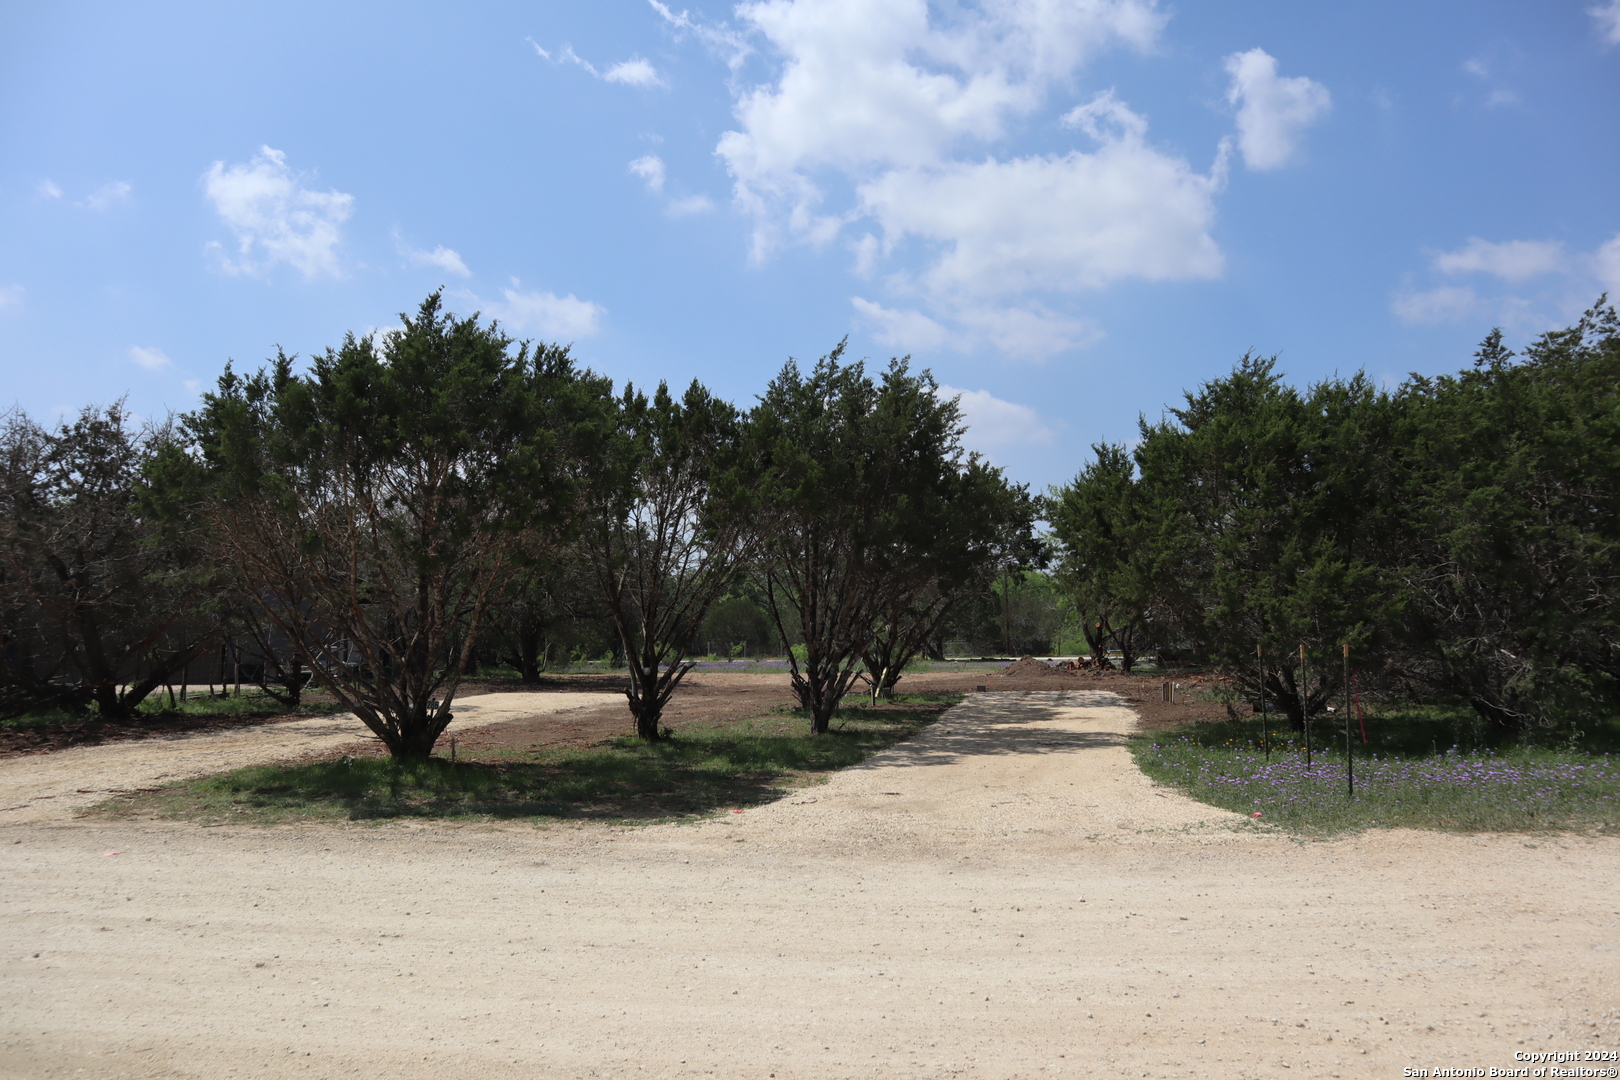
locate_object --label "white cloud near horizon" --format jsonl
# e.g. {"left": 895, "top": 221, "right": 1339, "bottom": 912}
{"left": 1224, "top": 48, "right": 1331, "bottom": 170}
{"left": 129, "top": 345, "right": 171, "bottom": 371}
{"left": 1391, "top": 285, "right": 1479, "bottom": 325}
{"left": 1433, "top": 237, "right": 1566, "bottom": 281}
{"left": 408, "top": 245, "right": 471, "bottom": 277}
{"left": 1590, "top": 0, "right": 1620, "bottom": 45}
{"left": 936, "top": 384, "right": 1055, "bottom": 448}
{"left": 854, "top": 296, "right": 1100, "bottom": 360}
{"left": 482, "top": 281, "right": 604, "bottom": 339}
{"left": 202, "top": 147, "right": 353, "bottom": 279}
{"left": 1594, "top": 234, "right": 1620, "bottom": 297}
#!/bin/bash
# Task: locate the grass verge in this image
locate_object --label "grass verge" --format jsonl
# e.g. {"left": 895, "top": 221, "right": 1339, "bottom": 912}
{"left": 1132, "top": 710, "right": 1620, "bottom": 834}
{"left": 95, "top": 693, "right": 961, "bottom": 825}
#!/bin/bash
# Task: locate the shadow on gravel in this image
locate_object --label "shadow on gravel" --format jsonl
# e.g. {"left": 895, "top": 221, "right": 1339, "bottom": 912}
{"left": 862, "top": 691, "right": 1130, "bottom": 771}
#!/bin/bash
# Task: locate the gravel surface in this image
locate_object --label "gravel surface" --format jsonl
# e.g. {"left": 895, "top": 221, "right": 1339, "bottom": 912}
{"left": 2, "top": 687, "right": 1616, "bottom": 1080}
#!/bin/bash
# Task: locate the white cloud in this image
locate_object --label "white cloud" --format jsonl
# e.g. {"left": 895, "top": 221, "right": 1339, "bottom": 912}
{"left": 539, "top": 43, "right": 664, "bottom": 87}
{"left": 861, "top": 96, "right": 1225, "bottom": 298}
{"left": 406, "top": 244, "right": 471, "bottom": 277}
{"left": 484, "top": 281, "right": 603, "bottom": 338}
{"left": 82, "top": 181, "right": 132, "bottom": 211}
{"left": 1590, "top": 0, "right": 1620, "bottom": 45}
{"left": 37, "top": 180, "right": 62, "bottom": 199}
{"left": 129, "top": 346, "right": 171, "bottom": 371}
{"left": 0, "top": 285, "right": 23, "bottom": 310}
{"left": 667, "top": 194, "right": 715, "bottom": 216}
{"left": 1594, "top": 234, "right": 1620, "bottom": 297}
{"left": 202, "top": 146, "right": 353, "bottom": 279}
{"left": 1391, "top": 285, "right": 1479, "bottom": 325}
{"left": 718, "top": 0, "right": 1169, "bottom": 253}
{"left": 1224, "top": 48, "right": 1331, "bottom": 171}
{"left": 630, "top": 154, "right": 666, "bottom": 193}
{"left": 631, "top": 155, "right": 715, "bottom": 215}
{"left": 936, "top": 384, "right": 1054, "bottom": 448}
{"left": 703, "top": 0, "right": 1225, "bottom": 361}
{"left": 854, "top": 297, "right": 1100, "bottom": 360}
{"left": 1434, "top": 238, "right": 1565, "bottom": 282}
{"left": 648, "top": 0, "right": 754, "bottom": 70}
{"left": 605, "top": 57, "right": 664, "bottom": 87}
{"left": 853, "top": 297, "right": 951, "bottom": 351}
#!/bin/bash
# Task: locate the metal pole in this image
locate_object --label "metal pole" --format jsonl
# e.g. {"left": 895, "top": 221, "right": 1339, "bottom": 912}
{"left": 1344, "top": 643, "right": 1353, "bottom": 798}
{"left": 1258, "top": 642, "right": 1269, "bottom": 762}
{"left": 1301, "top": 643, "right": 1311, "bottom": 771}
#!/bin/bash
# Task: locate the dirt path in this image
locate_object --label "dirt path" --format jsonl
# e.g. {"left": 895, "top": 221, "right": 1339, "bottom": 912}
{"left": 0, "top": 692, "right": 623, "bottom": 824}
{"left": 2, "top": 689, "right": 1617, "bottom": 1080}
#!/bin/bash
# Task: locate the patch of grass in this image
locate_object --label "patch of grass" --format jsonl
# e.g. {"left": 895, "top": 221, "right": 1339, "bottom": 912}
{"left": 1132, "top": 711, "right": 1620, "bottom": 834}
{"left": 98, "top": 695, "right": 960, "bottom": 825}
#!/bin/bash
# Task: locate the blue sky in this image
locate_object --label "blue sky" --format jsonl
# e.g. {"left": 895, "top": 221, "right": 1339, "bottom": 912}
{"left": 3, "top": 0, "right": 1618, "bottom": 493}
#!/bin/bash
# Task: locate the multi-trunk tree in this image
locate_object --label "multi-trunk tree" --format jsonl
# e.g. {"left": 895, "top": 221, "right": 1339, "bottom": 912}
{"left": 0, "top": 404, "right": 223, "bottom": 719}
{"left": 749, "top": 344, "right": 1023, "bottom": 731}
{"left": 159, "top": 293, "right": 612, "bottom": 759}
{"left": 580, "top": 380, "right": 753, "bottom": 739}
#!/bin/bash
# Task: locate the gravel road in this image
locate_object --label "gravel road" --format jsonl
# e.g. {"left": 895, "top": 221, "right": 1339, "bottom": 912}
{"left": 2, "top": 688, "right": 1615, "bottom": 1080}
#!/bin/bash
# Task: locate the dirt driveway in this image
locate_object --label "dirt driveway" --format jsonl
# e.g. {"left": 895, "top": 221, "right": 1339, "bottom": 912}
{"left": 2, "top": 686, "right": 1616, "bottom": 1080}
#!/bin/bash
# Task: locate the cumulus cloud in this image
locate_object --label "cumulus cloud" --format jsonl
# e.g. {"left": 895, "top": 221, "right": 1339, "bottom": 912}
{"left": 1433, "top": 238, "right": 1565, "bottom": 282}
{"left": 1224, "top": 48, "right": 1331, "bottom": 170}
{"left": 483, "top": 281, "right": 603, "bottom": 338}
{"left": 1391, "top": 285, "right": 1479, "bottom": 326}
{"left": 405, "top": 244, "right": 471, "bottom": 277}
{"left": 862, "top": 95, "right": 1225, "bottom": 299}
{"left": 703, "top": 0, "right": 1234, "bottom": 361}
{"left": 630, "top": 154, "right": 666, "bottom": 193}
{"left": 37, "top": 180, "right": 62, "bottom": 199}
{"left": 129, "top": 346, "right": 171, "bottom": 371}
{"left": 202, "top": 147, "right": 353, "bottom": 279}
{"left": 1395, "top": 231, "right": 1620, "bottom": 327}
{"left": 936, "top": 385, "right": 1054, "bottom": 448}
{"left": 605, "top": 57, "right": 664, "bottom": 86}
{"left": 1590, "top": 1, "right": 1620, "bottom": 45}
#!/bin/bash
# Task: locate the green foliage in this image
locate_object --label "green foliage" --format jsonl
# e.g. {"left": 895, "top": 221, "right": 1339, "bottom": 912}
{"left": 580, "top": 378, "right": 753, "bottom": 738}
{"left": 158, "top": 292, "right": 615, "bottom": 759}
{"left": 0, "top": 404, "right": 224, "bottom": 719}
{"left": 1050, "top": 300, "right": 1620, "bottom": 733}
{"left": 102, "top": 697, "right": 958, "bottom": 823}
{"left": 748, "top": 341, "right": 1024, "bottom": 729}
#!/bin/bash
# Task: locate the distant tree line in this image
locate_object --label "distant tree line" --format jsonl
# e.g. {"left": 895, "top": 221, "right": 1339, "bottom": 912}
{"left": 1047, "top": 300, "right": 1620, "bottom": 735}
{"left": 0, "top": 294, "right": 1035, "bottom": 756}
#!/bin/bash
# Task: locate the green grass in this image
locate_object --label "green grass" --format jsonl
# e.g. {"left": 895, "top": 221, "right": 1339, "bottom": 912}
{"left": 1132, "top": 708, "right": 1620, "bottom": 835}
{"left": 96, "top": 695, "right": 959, "bottom": 825}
